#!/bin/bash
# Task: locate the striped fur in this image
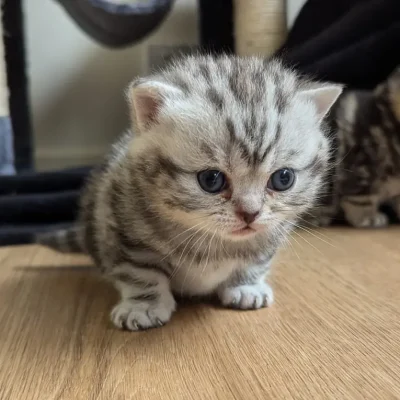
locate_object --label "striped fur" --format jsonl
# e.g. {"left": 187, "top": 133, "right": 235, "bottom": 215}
{"left": 39, "top": 55, "right": 342, "bottom": 330}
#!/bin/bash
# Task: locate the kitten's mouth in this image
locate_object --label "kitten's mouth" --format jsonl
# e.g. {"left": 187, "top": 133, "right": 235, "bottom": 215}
{"left": 231, "top": 226, "right": 256, "bottom": 236}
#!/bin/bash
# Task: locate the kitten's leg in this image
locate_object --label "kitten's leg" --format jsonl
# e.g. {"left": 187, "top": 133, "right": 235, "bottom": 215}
{"left": 341, "top": 195, "right": 388, "bottom": 228}
{"left": 217, "top": 263, "right": 273, "bottom": 310}
{"left": 109, "top": 263, "right": 176, "bottom": 331}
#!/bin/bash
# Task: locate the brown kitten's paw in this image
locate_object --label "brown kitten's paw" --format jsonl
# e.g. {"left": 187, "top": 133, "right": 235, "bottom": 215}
{"left": 218, "top": 282, "right": 274, "bottom": 310}
{"left": 355, "top": 212, "right": 389, "bottom": 228}
{"left": 111, "top": 296, "right": 176, "bottom": 331}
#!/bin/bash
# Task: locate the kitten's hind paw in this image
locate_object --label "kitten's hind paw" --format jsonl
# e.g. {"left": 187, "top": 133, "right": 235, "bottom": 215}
{"left": 356, "top": 212, "right": 389, "bottom": 228}
{"left": 218, "top": 282, "right": 274, "bottom": 310}
{"left": 111, "top": 295, "right": 176, "bottom": 331}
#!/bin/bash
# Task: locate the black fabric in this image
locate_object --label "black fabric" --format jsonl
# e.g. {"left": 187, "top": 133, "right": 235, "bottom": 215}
{"left": 296, "top": 23, "right": 400, "bottom": 90}
{"left": 0, "top": 167, "right": 91, "bottom": 246}
{"left": 0, "top": 191, "right": 79, "bottom": 224}
{"left": 3, "top": 0, "right": 33, "bottom": 172}
{"left": 198, "top": 0, "right": 234, "bottom": 54}
{"left": 56, "top": 0, "right": 174, "bottom": 48}
{"left": 283, "top": 0, "right": 372, "bottom": 51}
{"left": 0, "top": 166, "right": 90, "bottom": 195}
{"left": 278, "top": 0, "right": 400, "bottom": 90}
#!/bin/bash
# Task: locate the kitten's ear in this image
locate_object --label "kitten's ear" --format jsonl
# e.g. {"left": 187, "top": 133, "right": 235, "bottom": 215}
{"left": 127, "top": 79, "right": 182, "bottom": 133}
{"left": 300, "top": 85, "right": 343, "bottom": 122}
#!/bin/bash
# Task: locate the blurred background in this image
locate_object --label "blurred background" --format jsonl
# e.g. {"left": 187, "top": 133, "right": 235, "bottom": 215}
{"left": 1, "top": 0, "right": 398, "bottom": 245}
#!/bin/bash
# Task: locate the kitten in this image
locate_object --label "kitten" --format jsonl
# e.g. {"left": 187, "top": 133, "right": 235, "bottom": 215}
{"left": 39, "top": 55, "right": 342, "bottom": 330}
{"left": 310, "top": 66, "right": 400, "bottom": 228}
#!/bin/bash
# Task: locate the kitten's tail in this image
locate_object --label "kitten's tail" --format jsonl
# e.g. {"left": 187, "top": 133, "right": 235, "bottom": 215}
{"left": 36, "top": 225, "right": 85, "bottom": 254}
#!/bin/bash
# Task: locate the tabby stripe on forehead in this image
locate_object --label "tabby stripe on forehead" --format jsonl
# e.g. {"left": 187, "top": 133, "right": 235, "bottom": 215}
{"left": 229, "top": 66, "right": 244, "bottom": 102}
{"left": 259, "top": 123, "right": 282, "bottom": 163}
{"left": 155, "top": 154, "right": 187, "bottom": 179}
{"left": 251, "top": 69, "right": 266, "bottom": 101}
{"left": 244, "top": 111, "right": 257, "bottom": 140}
{"left": 226, "top": 117, "right": 260, "bottom": 166}
{"left": 199, "top": 63, "right": 211, "bottom": 83}
{"left": 237, "top": 139, "right": 253, "bottom": 163}
{"left": 272, "top": 74, "right": 288, "bottom": 115}
{"left": 226, "top": 118, "right": 236, "bottom": 143}
{"left": 207, "top": 88, "right": 224, "bottom": 111}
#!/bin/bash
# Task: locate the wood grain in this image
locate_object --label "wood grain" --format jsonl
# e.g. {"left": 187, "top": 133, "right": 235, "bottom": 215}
{"left": 0, "top": 228, "right": 399, "bottom": 400}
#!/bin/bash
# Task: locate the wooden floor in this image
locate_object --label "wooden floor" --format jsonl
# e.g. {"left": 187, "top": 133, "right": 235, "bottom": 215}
{"left": 0, "top": 228, "right": 399, "bottom": 400}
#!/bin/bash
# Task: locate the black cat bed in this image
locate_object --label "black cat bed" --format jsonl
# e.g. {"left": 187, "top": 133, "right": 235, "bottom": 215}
{"left": 56, "top": 0, "right": 174, "bottom": 47}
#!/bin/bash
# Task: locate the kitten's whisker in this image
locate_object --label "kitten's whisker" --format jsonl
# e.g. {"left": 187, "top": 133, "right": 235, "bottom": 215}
{"left": 272, "top": 209, "right": 339, "bottom": 243}
{"left": 180, "top": 226, "right": 213, "bottom": 292}
{"left": 201, "top": 228, "right": 217, "bottom": 278}
{"left": 176, "top": 224, "right": 212, "bottom": 284}
{"left": 294, "top": 216, "right": 341, "bottom": 244}
{"left": 162, "top": 220, "right": 207, "bottom": 247}
{"left": 275, "top": 223, "right": 301, "bottom": 261}
{"left": 286, "top": 221, "right": 338, "bottom": 249}
{"left": 175, "top": 227, "right": 205, "bottom": 268}
{"left": 160, "top": 222, "right": 208, "bottom": 262}
{"left": 295, "top": 215, "right": 340, "bottom": 242}
{"left": 171, "top": 224, "right": 211, "bottom": 279}
{"left": 219, "top": 233, "right": 229, "bottom": 257}
{"left": 290, "top": 227, "right": 323, "bottom": 256}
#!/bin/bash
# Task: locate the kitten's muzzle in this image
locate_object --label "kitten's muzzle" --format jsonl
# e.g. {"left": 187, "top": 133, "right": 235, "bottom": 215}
{"left": 235, "top": 210, "right": 260, "bottom": 224}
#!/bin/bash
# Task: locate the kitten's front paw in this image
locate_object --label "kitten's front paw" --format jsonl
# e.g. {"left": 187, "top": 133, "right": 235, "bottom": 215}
{"left": 218, "top": 282, "right": 274, "bottom": 310}
{"left": 355, "top": 212, "right": 389, "bottom": 228}
{"left": 111, "top": 295, "right": 176, "bottom": 331}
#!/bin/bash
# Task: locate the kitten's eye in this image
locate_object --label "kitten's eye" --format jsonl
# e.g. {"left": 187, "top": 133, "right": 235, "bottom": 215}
{"left": 267, "top": 168, "right": 295, "bottom": 191}
{"left": 197, "top": 170, "right": 227, "bottom": 194}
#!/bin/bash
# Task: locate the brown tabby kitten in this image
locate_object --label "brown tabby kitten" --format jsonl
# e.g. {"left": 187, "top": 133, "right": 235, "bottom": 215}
{"left": 311, "top": 66, "right": 400, "bottom": 228}
{"left": 39, "top": 55, "right": 342, "bottom": 331}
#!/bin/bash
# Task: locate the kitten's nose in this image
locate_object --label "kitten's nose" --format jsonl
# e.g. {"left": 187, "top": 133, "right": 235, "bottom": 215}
{"left": 236, "top": 210, "right": 260, "bottom": 224}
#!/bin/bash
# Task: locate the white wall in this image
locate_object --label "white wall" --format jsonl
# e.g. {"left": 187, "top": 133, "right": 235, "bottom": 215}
{"left": 24, "top": 0, "right": 198, "bottom": 170}
{"left": 286, "top": 0, "right": 307, "bottom": 28}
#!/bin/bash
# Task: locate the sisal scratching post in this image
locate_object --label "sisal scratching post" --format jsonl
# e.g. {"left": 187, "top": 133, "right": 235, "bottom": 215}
{"left": 234, "top": 0, "right": 286, "bottom": 57}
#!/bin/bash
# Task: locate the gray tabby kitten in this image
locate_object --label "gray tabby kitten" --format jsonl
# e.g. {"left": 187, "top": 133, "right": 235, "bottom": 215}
{"left": 310, "top": 66, "right": 400, "bottom": 228}
{"left": 39, "top": 55, "right": 342, "bottom": 331}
